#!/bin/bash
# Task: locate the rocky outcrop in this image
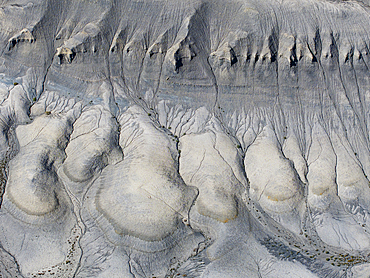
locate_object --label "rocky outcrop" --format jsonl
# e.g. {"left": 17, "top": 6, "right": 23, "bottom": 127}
{"left": 2, "top": 0, "right": 370, "bottom": 277}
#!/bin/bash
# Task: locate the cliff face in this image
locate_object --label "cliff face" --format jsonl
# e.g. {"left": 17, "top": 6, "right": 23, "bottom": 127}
{"left": 1, "top": 0, "right": 370, "bottom": 277}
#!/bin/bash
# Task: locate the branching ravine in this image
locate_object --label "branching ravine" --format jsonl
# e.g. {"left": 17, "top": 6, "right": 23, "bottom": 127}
{"left": 4, "top": 1, "right": 370, "bottom": 277}
{"left": 0, "top": 242, "right": 24, "bottom": 278}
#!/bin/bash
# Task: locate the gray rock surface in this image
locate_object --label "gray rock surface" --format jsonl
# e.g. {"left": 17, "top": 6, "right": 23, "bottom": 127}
{"left": 1, "top": 0, "right": 370, "bottom": 277}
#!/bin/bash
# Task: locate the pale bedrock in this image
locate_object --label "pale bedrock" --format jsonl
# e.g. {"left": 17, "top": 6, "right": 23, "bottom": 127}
{"left": 7, "top": 28, "right": 35, "bottom": 51}
{"left": 195, "top": 205, "right": 319, "bottom": 278}
{"left": 81, "top": 187, "right": 203, "bottom": 278}
{"left": 282, "top": 132, "right": 308, "bottom": 184}
{"left": 2, "top": 0, "right": 370, "bottom": 276}
{"left": 82, "top": 105, "right": 202, "bottom": 277}
{"left": 0, "top": 209, "right": 80, "bottom": 277}
{"left": 53, "top": 21, "right": 109, "bottom": 82}
{"left": 179, "top": 115, "right": 246, "bottom": 224}
{"left": 0, "top": 84, "right": 31, "bottom": 161}
{"left": 348, "top": 263, "right": 370, "bottom": 278}
{"left": 74, "top": 212, "right": 136, "bottom": 278}
{"left": 0, "top": 243, "right": 23, "bottom": 278}
{"left": 307, "top": 121, "right": 370, "bottom": 250}
{"left": 200, "top": 239, "right": 319, "bottom": 278}
{"left": 156, "top": 103, "right": 214, "bottom": 138}
{"left": 244, "top": 124, "right": 305, "bottom": 234}
{"left": 5, "top": 93, "right": 81, "bottom": 215}
{"left": 176, "top": 109, "right": 254, "bottom": 271}
{"left": 0, "top": 93, "right": 82, "bottom": 275}
{"left": 62, "top": 104, "right": 122, "bottom": 183}
{"left": 96, "top": 105, "right": 197, "bottom": 242}
{"left": 331, "top": 130, "right": 370, "bottom": 227}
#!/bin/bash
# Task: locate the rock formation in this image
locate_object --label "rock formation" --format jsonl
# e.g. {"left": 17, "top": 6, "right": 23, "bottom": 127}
{"left": 1, "top": 0, "right": 370, "bottom": 277}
